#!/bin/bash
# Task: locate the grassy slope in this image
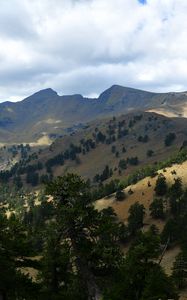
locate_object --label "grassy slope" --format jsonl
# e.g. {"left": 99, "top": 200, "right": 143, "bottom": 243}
{"left": 17, "top": 111, "right": 187, "bottom": 188}
{"left": 96, "top": 160, "right": 187, "bottom": 299}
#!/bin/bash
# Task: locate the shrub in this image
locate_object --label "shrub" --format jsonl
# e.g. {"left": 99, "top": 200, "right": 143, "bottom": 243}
{"left": 116, "top": 189, "right": 126, "bottom": 201}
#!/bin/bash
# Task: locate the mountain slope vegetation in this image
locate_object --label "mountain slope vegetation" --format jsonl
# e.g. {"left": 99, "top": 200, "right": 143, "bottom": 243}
{"left": 95, "top": 159, "right": 187, "bottom": 300}
{"left": 2, "top": 111, "right": 187, "bottom": 190}
{"left": 2, "top": 161, "right": 187, "bottom": 299}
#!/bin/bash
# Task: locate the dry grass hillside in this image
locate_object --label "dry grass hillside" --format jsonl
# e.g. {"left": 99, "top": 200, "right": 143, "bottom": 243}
{"left": 96, "top": 160, "right": 187, "bottom": 222}
{"left": 95, "top": 160, "right": 187, "bottom": 299}
{"left": 10, "top": 111, "right": 187, "bottom": 188}
{"left": 38, "top": 113, "right": 187, "bottom": 181}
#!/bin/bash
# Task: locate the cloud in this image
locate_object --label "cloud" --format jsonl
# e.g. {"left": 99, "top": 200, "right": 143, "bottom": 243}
{"left": 0, "top": 0, "right": 187, "bottom": 101}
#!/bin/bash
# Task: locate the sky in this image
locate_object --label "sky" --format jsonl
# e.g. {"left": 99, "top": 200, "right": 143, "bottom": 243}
{"left": 1, "top": 0, "right": 187, "bottom": 101}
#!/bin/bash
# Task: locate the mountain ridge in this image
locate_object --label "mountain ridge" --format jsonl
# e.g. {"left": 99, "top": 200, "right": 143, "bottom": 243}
{"left": 1, "top": 84, "right": 187, "bottom": 144}
{"left": 2, "top": 84, "right": 187, "bottom": 105}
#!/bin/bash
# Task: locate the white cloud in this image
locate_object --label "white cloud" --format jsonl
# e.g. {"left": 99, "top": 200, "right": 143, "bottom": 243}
{"left": 0, "top": 0, "right": 187, "bottom": 101}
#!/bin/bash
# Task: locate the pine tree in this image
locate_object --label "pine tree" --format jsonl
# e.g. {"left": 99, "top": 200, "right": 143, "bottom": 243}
{"left": 149, "top": 198, "right": 165, "bottom": 219}
{"left": 172, "top": 251, "right": 187, "bottom": 288}
{"left": 42, "top": 174, "right": 123, "bottom": 300}
{"left": 128, "top": 202, "right": 145, "bottom": 235}
{"left": 154, "top": 174, "right": 167, "bottom": 196}
{"left": 0, "top": 210, "right": 38, "bottom": 299}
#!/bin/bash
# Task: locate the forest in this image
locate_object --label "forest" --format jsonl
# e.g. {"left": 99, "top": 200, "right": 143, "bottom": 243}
{"left": 1, "top": 170, "right": 187, "bottom": 299}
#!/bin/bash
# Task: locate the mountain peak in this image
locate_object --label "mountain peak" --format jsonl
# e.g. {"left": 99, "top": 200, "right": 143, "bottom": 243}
{"left": 98, "top": 85, "right": 157, "bottom": 104}
{"left": 40, "top": 87, "right": 57, "bottom": 93}
{"left": 98, "top": 85, "right": 129, "bottom": 102}
{"left": 23, "top": 88, "right": 58, "bottom": 103}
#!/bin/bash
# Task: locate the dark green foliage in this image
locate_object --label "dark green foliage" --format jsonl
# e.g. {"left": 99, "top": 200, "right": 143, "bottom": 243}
{"left": 91, "top": 179, "right": 121, "bottom": 199}
{"left": 169, "top": 178, "right": 183, "bottom": 198}
{"left": 0, "top": 211, "right": 39, "bottom": 299}
{"left": 165, "top": 132, "right": 176, "bottom": 146}
{"left": 26, "top": 171, "right": 39, "bottom": 186}
{"left": 161, "top": 218, "right": 180, "bottom": 245}
{"left": 172, "top": 250, "right": 187, "bottom": 289}
{"left": 138, "top": 135, "right": 149, "bottom": 143}
{"left": 13, "top": 175, "right": 23, "bottom": 189}
{"left": 0, "top": 171, "right": 183, "bottom": 299}
{"left": 168, "top": 178, "right": 184, "bottom": 215}
{"left": 115, "top": 189, "right": 126, "bottom": 201}
{"left": 130, "top": 228, "right": 161, "bottom": 262}
{"left": 102, "top": 165, "right": 113, "bottom": 180}
{"left": 160, "top": 188, "right": 187, "bottom": 246}
{"left": 111, "top": 145, "right": 116, "bottom": 153}
{"left": 96, "top": 131, "right": 106, "bottom": 143}
{"left": 118, "top": 149, "right": 187, "bottom": 190}
{"left": 122, "top": 146, "right": 126, "bottom": 153}
{"left": 127, "top": 156, "right": 139, "bottom": 166}
{"left": 147, "top": 149, "right": 154, "bottom": 157}
{"left": 115, "top": 151, "right": 119, "bottom": 158}
{"left": 43, "top": 174, "right": 123, "bottom": 299}
{"left": 128, "top": 115, "right": 142, "bottom": 129}
{"left": 154, "top": 174, "right": 167, "bottom": 196}
{"left": 46, "top": 153, "right": 64, "bottom": 170}
{"left": 169, "top": 177, "right": 183, "bottom": 198}
{"left": 128, "top": 202, "right": 145, "bottom": 235}
{"left": 128, "top": 119, "right": 134, "bottom": 128}
{"left": 149, "top": 198, "right": 165, "bottom": 219}
{"left": 94, "top": 165, "right": 113, "bottom": 182}
{"left": 118, "top": 159, "right": 127, "bottom": 170}
{"left": 40, "top": 174, "right": 50, "bottom": 184}
{"left": 141, "top": 265, "right": 178, "bottom": 300}
{"left": 39, "top": 226, "right": 78, "bottom": 299}
{"left": 103, "top": 228, "right": 178, "bottom": 300}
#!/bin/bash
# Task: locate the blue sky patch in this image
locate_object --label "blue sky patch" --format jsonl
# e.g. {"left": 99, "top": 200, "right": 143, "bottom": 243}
{"left": 138, "top": 0, "right": 147, "bottom": 4}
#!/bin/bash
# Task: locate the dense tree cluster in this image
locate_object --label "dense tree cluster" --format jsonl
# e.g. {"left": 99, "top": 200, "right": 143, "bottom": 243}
{"left": 94, "top": 165, "right": 113, "bottom": 183}
{"left": 165, "top": 132, "right": 176, "bottom": 147}
{"left": 128, "top": 114, "right": 143, "bottom": 128}
{"left": 149, "top": 198, "right": 165, "bottom": 219}
{"left": 0, "top": 173, "right": 181, "bottom": 299}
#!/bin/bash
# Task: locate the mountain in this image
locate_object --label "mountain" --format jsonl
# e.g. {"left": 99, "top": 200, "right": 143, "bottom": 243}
{"left": 1, "top": 85, "right": 187, "bottom": 144}
{"left": 2, "top": 93, "right": 187, "bottom": 299}
{"left": 4, "top": 111, "right": 187, "bottom": 189}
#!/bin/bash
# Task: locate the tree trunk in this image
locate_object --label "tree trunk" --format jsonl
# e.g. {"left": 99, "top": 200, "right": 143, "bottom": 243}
{"left": 69, "top": 227, "right": 102, "bottom": 300}
{"left": 75, "top": 253, "right": 102, "bottom": 300}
